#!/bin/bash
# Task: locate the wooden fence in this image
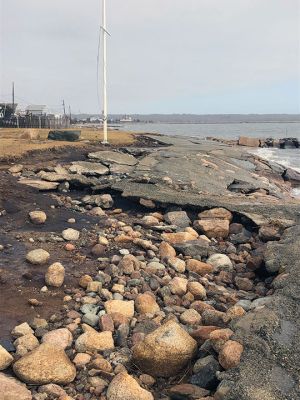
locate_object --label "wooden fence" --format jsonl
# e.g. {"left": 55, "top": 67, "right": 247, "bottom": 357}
{"left": 0, "top": 115, "right": 70, "bottom": 129}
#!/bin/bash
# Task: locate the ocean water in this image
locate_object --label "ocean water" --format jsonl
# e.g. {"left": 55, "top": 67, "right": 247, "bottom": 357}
{"left": 121, "top": 121, "right": 300, "bottom": 140}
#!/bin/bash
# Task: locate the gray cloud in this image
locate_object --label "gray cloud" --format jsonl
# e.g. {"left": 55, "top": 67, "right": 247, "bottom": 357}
{"left": 1, "top": 0, "right": 299, "bottom": 114}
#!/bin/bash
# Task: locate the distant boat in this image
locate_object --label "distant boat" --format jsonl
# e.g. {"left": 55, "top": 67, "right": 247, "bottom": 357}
{"left": 120, "top": 116, "right": 133, "bottom": 123}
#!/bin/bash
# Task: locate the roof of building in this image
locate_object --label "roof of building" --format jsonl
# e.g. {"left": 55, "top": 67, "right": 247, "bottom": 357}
{"left": 26, "top": 105, "right": 46, "bottom": 111}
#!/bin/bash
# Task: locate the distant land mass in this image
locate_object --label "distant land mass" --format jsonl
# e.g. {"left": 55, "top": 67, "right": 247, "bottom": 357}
{"left": 73, "top": 114, "right": 300, "bottom": 123}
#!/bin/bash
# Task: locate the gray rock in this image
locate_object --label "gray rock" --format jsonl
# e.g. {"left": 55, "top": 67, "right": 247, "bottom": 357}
{"left": 48, "top": 130, "right": 81, "bottom": 141}
{"left": 206, "top": 254, "right": 233, "bottom": 271}
{"left": 88, "top": 150, "right": 138, "bottom": 166}
{"left": 82, "top": 194, "right": 114, "bottom": 209}
{"left": 284, "top": 168, "right": 300, "bottom": 182}
{"left": 82, "top": 313, "right": 99, "bottom": 327}
{"left": 19, "top": 178, "right": 59, "bottom": 191}
{"left": 174, "top": 240, "right": 210, "bottom": 258}
{"left": 164, "top": 211, "right": 191, "bottom": 228}
{"left": 191, "top": 355, "right": 221, "bottom": 390}
{"left": 69, "top": 161, "right": 109, "bottom": 176}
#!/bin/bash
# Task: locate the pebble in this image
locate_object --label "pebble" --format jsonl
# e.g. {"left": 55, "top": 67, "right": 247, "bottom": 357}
{"left": 167, "top": 257, "right": 186, "bottom": 273}
{"left": 186, "top": 259, "right": 214, "bottom": 275}
{"left": 45, "top": 262, "right": 65, "bottom": 287}
{"left": 75, "top": 325, "right": 114, "bottom": 352}
{"left": 206, "top": 254, "right": 233, "bottom": 271}
{"left": 180, "top": 309, "right": 201, "bottom": 326}
{"left": 218, "top": 340, "right": 244, "bottom": 369}
{"left": 187, "top": 281, "right": 207, "bottom": 299}
{"left": 194, "top": 218, "right": 229, "bottom": 239}
{"left": 161, "top": 231, "right": 197, "bottom": 244}
{"left": 9, "top": 164, "right": 23, "bottom": 173}
{"left": 29, "top": 211, "right": 47, "bottom": 225}
{"left": 73, "top": 353, "right": 91, "bottom": 368}
{"left": 26, "top": 249, "right": 50, "bottom": 265}
{"left": 62, "top": 228, "right": 80, "bottom": 241}
{"left": 107, "top": 372, "right": 154, "bottom": 400}
{"left": 169, "top": 277, "right": 188, "bottom": 296}
{"left": 14, "top": 334, "right": 39, "bottom": 356}
{"left": 0, "top": 344, "right": 14, "bottom": 370}
{"left": 159, "top": 241, "right": 176, "bottom": 260}
{"left": 79, "top": 275, "right": 93, "bottom": 288}
{"left": 168, "top": 384, "right": 209, "bottom": 399}
{"left": 119, "top": 249, "right": 130, "bottom": 255}
{"left": 42, "top": 328, "right": 73, "bottom": 350}
{"left": 11, "top": 322, "right": 34, "bottom": 338}
{"left": 135, "top": 293, "right": 160, "bottom": 314}
{"left": 105, "top": 300, "right": 135, "bottom": 318}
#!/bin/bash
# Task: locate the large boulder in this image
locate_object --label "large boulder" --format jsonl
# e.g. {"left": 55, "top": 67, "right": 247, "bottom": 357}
{"left": 13, "top": 343, "right": 76, "bottom": 384}
{"left": 107, "top": 372, "right": 154, "bottom": 400}
{"left": 132, "top": 320, "right": 197, "bottom": 377}
{"left": 0, "top": 373, "right": 32, "bottom": 400}
{"left": 238, "top": 136, "right": 260, "bottom": 147}
{"left": 48, "top": 130, "right": 81, "bottom": 142}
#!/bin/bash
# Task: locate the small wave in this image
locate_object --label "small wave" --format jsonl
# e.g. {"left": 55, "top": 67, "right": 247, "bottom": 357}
{"left": 291, "top": 187, "right": 300, "bottom": 199}
{"left": 249, "top": 148, "right": 300, "bottom": 172}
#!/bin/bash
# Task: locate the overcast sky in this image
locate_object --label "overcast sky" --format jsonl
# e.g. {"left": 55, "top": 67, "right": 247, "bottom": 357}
{"left": 0, "top": 0, "right": 299, "bottom": 114}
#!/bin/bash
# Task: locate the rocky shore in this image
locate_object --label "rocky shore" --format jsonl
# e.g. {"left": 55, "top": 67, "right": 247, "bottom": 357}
{"left": 0, "top": 135, "right": 299, "bottom": 400}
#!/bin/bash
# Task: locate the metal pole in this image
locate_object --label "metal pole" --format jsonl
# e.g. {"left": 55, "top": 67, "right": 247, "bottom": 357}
{"left": 12, "top": 82, "right": 15, "bottom": 110}
{"left": 102, "top": 0, "right": 108, "bottom": 144}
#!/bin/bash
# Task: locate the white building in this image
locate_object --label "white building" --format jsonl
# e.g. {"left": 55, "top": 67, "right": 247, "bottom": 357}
{"left": 25, "top": 105, "right": 47, "bottom": 116}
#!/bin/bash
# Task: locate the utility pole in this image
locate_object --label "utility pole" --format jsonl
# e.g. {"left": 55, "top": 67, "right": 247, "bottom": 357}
{"left": 101, "top": 0, "right": 109, "bottom": 144}
{"left": 62, "top": 99, "right": 66, "bottom": 115}
{"left": 12, "top": 82, "right": 15, "bottom": 110}
{"left": 69, "top": 105, "right": 72, "bottom": 126}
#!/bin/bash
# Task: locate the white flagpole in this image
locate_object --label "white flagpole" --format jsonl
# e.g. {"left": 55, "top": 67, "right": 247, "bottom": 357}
{"left": 102, "top": 0, "right": 108, "bottom": 144}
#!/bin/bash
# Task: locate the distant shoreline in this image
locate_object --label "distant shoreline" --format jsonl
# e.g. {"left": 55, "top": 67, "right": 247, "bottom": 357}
{"left": 122, "top": 121, "right": 300, "bottom": 125}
